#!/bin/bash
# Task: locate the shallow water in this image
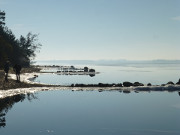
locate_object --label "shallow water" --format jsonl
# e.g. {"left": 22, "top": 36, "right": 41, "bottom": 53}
{"left": 34, "top": 64, "right": 180, "bottom": 85}
{"left": 0, "top": 90, "right": 180, "bottom": 135}
{"left": 1, "top": 63, "right": 180, "bottom": 134}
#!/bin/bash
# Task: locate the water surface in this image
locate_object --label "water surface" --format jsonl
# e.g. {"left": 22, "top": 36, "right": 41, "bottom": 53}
{"left": 34, "top": 64, "right": 180, "bottom": 85}
{"left": 1, "top": 63, "right": 180, "bottom": 135}
{"left": 1, "top": 90, "right": 180, "bottom": 135}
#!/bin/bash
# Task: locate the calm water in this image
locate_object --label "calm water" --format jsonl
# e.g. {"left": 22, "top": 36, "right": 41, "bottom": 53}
{"left": 0, "top": 90, "right": 180, "bottom": 135}
{"left": 34, "top": 64, "right": 180, "bottom": 85}
{"left": 1, "top": 63, "right": 180, "bottom": 135}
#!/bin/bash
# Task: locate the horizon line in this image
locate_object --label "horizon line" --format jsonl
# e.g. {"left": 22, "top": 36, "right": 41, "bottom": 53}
{"left": 34, "top": 59, "right": 180, "bottom": 61}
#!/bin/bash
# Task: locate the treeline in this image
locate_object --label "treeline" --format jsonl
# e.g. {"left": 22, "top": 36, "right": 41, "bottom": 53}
{"left": 0, "top": 10, "right": 41, "bottom": 68}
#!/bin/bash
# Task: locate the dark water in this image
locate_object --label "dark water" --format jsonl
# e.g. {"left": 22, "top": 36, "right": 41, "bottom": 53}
{"left": 1, "top": 90, "right": 180, "bottom": 135}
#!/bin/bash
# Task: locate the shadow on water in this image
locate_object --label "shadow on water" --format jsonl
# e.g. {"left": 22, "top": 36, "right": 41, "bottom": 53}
{"left": 0, "top": 93, "right": 38, "bottom": 128}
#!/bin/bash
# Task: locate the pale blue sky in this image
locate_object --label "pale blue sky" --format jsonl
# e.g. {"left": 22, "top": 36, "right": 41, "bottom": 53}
{"left": 1, "top": 0, "right": 180, "bottom": 60}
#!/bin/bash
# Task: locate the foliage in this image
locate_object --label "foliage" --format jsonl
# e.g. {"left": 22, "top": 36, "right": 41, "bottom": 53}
{"left": 0, "top": 11, "right": 41, "bottom": 68}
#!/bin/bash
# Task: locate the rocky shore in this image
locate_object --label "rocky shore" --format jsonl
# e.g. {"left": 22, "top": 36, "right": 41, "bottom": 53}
{"left": 0, "top": 66, "right": 180, "bottom": 99}
{"left": 70, "top": 79, "right": 180, "bottom": 87}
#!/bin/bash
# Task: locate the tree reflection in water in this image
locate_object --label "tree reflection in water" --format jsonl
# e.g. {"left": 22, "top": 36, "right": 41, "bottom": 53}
{"left": 0, "top": 93, "right": 37, "bottom": 128}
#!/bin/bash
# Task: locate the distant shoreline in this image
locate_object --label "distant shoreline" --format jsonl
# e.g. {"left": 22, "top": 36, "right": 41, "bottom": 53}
{"left": 34, "top": 59, "right": 180, "bottom": 67}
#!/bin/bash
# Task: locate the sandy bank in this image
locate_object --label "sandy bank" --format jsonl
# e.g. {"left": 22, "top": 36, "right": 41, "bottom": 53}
{"left": 9, "top": 72, "right": 44, "bottom": 84}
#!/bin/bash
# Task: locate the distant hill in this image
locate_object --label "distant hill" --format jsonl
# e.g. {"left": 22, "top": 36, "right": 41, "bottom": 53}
{"left": 35, "top": 59, "right": 180, "bottom": 66}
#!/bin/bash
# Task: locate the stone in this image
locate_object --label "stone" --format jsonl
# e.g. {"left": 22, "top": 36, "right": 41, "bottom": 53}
{"left": 123, "top": 82, "right": 133, "bottom": 87}
{"left": 84, "top": 67, "right": 88, "bottom": 72}
{"left": 123, "top": 90, "right": 131, "bottom": 93}
{"left": 89, "top": 69, "right": 95, "bottom": 72}
{"left": 116, "top": 83, "right": 123, "bottom": 87}
{"left": 167, "top": 81, "right": 174, "bottom": 85}
{"left": 133, "top": 82, "right": 144, "bottom": 87}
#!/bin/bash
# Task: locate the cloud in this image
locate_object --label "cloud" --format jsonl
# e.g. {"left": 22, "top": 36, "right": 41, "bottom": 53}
{"left": 172, "top": 16, "right": 180, "bottom": 21}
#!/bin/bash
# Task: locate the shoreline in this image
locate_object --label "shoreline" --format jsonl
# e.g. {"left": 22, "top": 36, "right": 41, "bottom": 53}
{"left": 1, "top": 83, "right": 180, "bottom": 99}
{"left": 0, "top": 66, "right": 180, "bottom": 99}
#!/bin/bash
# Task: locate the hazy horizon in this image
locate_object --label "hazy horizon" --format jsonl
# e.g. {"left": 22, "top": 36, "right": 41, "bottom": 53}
{"left": 35, "top": 59, "right": 180, "bottom": 62}
{"left": 34, "top": 59, "right": 180, "bottom": 66}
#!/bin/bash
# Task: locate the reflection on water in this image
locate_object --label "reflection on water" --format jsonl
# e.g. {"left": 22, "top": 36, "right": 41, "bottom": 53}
{"left": 89, "top": 74, "right": 95, "bottom": 77}
{"left": 0, "top": 93, "right": 37, "bottom": 128}
{"left": 34, "top": 65, "right": 180, "bottom": 85}
{"left": 0, "top": 90, "right": 180, "bottom": 135}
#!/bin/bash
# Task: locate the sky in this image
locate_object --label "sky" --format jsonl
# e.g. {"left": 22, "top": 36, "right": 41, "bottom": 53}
{"left": 0, "top": 0, "right": 180, "bottom": 60}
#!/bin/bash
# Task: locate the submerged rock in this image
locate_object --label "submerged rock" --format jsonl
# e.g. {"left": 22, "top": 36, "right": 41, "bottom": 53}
{"left": 123, "top": 90, "right": 131, "bottom": 93}
{"left": 98, "top": 89, "right": 103, "bottom": 92}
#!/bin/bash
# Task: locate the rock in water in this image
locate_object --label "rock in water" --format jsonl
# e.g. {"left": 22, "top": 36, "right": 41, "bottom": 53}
{"left": 167, "top": 81, "right": 174, "bottom": 85}
{"left": 123, "top": 82, "right": 133, "bottom": 87}
{"left": 133, "top": 82, "right": 144, "bottom": 87}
